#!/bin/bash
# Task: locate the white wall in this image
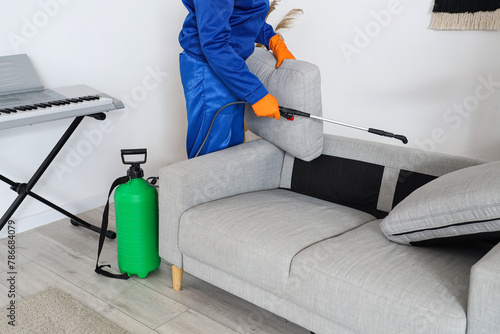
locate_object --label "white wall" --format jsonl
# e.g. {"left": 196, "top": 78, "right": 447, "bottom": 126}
{"left": 0, "top": 0, "right": 499, "bottom": 236}
{"left": 274, "top": 0, "right": 500, "bottom": 159}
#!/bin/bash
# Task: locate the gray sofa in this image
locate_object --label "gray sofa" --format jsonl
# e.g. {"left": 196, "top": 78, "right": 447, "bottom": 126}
{"left": 159, "top": 49, "right": 500, "bottom": 333}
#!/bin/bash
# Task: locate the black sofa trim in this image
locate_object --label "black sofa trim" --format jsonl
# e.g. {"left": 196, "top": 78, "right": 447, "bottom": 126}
{"left": 392, "top": 170, "right": 437, "bottom": 208}
{"left": 290, "top": 155, "right": 387, "bottom": 218}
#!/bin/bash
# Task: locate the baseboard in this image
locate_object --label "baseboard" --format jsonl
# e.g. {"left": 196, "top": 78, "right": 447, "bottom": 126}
{"left": 0, "top": 192, "right": 108, "bottom": 239}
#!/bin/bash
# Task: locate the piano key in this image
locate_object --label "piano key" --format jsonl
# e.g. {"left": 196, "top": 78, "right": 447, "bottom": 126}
{"left": 34, "top": 103, "right": 50, "bottom": 108}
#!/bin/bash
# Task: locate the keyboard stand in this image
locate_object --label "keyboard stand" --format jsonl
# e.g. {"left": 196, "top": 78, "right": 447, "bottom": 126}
{"left": 0, "top": 112, "right": 116, "bottom": 239}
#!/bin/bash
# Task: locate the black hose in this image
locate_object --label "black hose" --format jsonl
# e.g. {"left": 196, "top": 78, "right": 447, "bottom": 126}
{"left": 194, "top": 101, "right": 248, "bottom": 157}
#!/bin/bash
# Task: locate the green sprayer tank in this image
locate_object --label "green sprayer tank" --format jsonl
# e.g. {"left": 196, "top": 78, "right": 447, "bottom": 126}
{"left": 114, "top": 149, "right": 160, "bottom": 278}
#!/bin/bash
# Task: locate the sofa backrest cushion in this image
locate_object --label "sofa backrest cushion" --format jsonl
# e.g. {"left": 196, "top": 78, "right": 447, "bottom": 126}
{"left": 279, "top": 134, "right": 485, "bottom": 218}
{"left": 245, "top": 48, "right": 323, "bottom": 162}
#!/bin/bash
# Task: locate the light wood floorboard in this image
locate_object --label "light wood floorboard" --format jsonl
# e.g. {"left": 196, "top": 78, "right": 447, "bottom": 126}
{"left": 0, "top": 206, "right": 310, "bottom": 334}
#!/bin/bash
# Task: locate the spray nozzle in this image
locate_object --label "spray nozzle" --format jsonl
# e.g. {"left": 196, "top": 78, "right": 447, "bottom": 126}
{"left": 121, "top": 149, "right": 147, "bottom": 179}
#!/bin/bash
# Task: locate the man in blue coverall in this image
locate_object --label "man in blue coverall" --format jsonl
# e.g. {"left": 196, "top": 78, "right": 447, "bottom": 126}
{"left": 179, "top": 0, "right": 296, "bottom": 158}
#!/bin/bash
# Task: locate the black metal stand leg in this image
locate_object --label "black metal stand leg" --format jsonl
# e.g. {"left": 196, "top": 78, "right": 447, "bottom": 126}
{"left": 70, "top": 219, "right": 116, "bottom": 239}
{"left": 29, "top": 191, "right": 116, "bottom": 239}
{"left": 0, "top": 114, "right": 115, "bottom": 239}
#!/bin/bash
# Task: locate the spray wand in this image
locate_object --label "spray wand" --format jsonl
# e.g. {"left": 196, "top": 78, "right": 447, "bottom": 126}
{"left": 279, "top": 106, "right": 408, "bottom": 144}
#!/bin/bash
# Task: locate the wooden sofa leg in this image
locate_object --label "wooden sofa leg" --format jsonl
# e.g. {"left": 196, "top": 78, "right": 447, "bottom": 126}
{"left": 172, "top": 265, "right": 183, "bottom": 291}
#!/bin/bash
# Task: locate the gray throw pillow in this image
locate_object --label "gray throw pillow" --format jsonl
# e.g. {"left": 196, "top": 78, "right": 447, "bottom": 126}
{"left": 245, "top": 48, "right": 323, "bottom": 162}
{"left": 380, "top": 161, "right": 500, "bottom": 246}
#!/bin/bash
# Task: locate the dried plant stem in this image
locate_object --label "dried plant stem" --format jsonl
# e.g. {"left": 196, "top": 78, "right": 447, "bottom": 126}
{"left": 268, "top": 0, "right": 281, "bottom": 19}
{"left": 275, "top": 9, "right": 304, "bottom": 32}
{"left": 256, "top": 1, "right": 303, "bottom": 47}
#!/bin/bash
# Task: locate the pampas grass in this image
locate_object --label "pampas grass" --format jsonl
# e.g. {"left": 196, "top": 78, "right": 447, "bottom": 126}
{"left": 268, "top": 0, "right": 280, "bottom": 18}
{"left": 275, "top": 8, "right": 304, "bottom": 32}
{"left": 256, "top": 0, "right": 303, "bottom": 47}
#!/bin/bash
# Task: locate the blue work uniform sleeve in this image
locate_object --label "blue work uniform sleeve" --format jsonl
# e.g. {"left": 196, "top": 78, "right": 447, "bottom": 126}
{"left": 193, "top": 0, "right": 272, "bottom": 105}
{"left": 256, "top": 22, "right": 277, "bottom": 48}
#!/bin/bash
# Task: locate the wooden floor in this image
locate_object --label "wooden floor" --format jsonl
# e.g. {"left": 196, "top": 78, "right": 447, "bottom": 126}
{"left": 0, "top": 206, "right": 309, "bottom": 334}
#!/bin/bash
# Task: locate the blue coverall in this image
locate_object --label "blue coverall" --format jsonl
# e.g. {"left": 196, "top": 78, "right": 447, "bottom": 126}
{"left": 179, "top": 0, "right": 277, "bottom": 158}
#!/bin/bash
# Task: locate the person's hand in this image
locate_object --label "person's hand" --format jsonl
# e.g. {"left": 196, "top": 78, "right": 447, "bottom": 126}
{"left": 252, "top": 93, "right": 280, "bottom": 120}
{"left": 269, "top": 34, "right": 295, "bottom": 68}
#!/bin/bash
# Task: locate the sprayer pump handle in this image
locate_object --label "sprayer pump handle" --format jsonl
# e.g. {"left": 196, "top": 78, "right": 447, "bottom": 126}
{"left": 121, "top": 148, "right": 147, "bottom": 165}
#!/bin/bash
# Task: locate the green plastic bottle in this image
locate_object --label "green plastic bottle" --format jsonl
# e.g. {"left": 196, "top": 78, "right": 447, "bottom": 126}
{"left": 114, "top": 149, "right": 160, "bottom": 279}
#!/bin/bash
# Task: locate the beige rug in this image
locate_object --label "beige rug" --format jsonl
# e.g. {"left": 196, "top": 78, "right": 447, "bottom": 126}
{"left": 1, "top": 287, "right": 129, "bottom": 333}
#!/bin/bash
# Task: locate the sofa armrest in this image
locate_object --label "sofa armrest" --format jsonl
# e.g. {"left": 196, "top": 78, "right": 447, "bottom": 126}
{"left": 158, "top": 139, "right": 285, "bottom": 268}
{"left": 467, "top": 242, "right": 500, "bottom": 334}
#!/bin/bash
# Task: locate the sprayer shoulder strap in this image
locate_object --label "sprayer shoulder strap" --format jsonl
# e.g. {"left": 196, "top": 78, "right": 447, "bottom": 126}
{"left": 95, "top": 175, "right": 130, "bottom": 280}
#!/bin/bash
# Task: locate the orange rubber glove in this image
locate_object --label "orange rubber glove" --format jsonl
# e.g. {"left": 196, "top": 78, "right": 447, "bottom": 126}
{"left": 269, "top": 34, "right": 295, "bottom": 68}
{"left": 252, "top": 93, "right": 280, "bottom": 120}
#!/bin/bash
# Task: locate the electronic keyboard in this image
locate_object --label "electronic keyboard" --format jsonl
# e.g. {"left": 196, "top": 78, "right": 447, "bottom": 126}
{"left": 0, "top": 85, "right": 124, "bottom": 130}
{"left": 0, "top": 54, "right": 124, "bottom": 130}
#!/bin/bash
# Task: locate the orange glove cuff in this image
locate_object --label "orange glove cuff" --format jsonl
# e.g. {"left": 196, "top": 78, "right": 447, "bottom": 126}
{"left": 252, "top": 93, "right": 280, "bottom": 120}
{"left": 269, "top": 34, "right": 295, "bottom": 68}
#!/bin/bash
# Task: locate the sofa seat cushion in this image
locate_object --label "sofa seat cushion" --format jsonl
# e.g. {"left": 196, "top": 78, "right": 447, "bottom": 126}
{"left": 287, "top": 220, "right": 489, "bottom": 334}
{"left": 178, "top": 189, "right": 375, "bottom": 296}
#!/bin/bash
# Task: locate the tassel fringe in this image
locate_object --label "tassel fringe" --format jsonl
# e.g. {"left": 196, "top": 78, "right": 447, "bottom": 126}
{"left": 430, "top": 9, "right": 500, "bottom": 30}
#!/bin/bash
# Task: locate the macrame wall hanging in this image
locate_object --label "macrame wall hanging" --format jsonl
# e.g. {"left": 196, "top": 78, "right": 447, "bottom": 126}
{"left": 430, "top": 0, "right": 500, "bottom": 30}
